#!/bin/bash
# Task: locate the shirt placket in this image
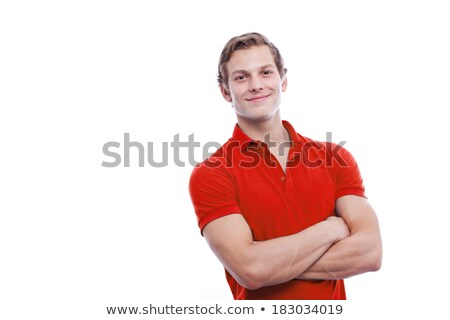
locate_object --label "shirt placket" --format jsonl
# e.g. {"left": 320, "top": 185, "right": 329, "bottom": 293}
{"left": 255, "top": 142, "right": 288, "bottom": 193}
{"left": 284, "top": 144, "right": 302, "bottom": 194}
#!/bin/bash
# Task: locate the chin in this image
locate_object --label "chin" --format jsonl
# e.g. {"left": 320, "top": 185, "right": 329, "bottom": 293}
{"left": 241, "top": 112, "right": 277, "bottom": 123}
{"left": 234, "top": 102, "right": 280, "bottom": 122}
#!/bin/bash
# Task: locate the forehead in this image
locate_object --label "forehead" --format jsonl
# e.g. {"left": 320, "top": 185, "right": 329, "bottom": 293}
{"left": 227, "top": 45, "right": 276, "bottom": 73}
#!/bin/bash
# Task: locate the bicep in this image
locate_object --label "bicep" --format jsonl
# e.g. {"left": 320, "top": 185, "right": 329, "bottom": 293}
{"left": 335, "top": 195, "right": 383, "bottom": 272}
{"left": 336, "top": 195, "right": 381, "bottom": 236}
{"left": 202, "top": 213, "right": 262, "bottom": 288}
{"left": 203, "top": 213, "right": 254, "bottom": 269}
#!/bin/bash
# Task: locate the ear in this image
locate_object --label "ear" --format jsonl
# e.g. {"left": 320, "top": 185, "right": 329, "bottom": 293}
{"left": 281, "top": 76, "right": 288, "bottom": 92}
{"left": 220, "top": 85, "right": 232, "bottom": 103}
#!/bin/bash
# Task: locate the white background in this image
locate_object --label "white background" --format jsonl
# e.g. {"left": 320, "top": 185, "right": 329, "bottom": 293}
{"left": 1, "top": 1, "right": 449, "bottom": 319}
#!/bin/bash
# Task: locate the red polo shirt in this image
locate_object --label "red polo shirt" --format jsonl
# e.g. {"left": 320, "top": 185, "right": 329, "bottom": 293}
{"left": 189, "top": 120, "right": 365, "bottom": 300}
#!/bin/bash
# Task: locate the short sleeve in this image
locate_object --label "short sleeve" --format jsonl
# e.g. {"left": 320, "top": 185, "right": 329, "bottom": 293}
{"left": 189, "top": 163, "right": 241, "bottom": 235}
{"left": 331, "top": 144, "right": 366, "bottom": 199}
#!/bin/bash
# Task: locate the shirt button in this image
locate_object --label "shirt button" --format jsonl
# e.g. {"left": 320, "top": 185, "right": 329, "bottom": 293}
{"left": 280, "top": 176, "right": 286, "bottom": 181}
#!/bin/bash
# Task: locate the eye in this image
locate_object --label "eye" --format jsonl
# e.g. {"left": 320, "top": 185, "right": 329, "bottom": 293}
{"left": 234, "top": 75, "right": 246, "bottom": 81}
{"left": 262, "top": 70, "right": 274, "bottom": 76}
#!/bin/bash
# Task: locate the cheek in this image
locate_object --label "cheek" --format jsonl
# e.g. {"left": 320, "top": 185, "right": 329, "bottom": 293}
{"left": 230, "top": 91, "right": 239, "bottom": 101}
{"left": 229, "top": 87, "right": 245, "bottom": 101}
{"left": 272, "top": 80, "right": 283, "bottom": 90}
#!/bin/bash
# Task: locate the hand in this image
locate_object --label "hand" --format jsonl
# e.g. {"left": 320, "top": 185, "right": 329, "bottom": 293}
{"left": 324, "top": 216, "right": 350, "bottom": 242}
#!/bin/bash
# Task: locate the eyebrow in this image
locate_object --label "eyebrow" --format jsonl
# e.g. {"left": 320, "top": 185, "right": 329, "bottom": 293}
{"left": 230, "top": 64, "right": 276, "bottom": 76}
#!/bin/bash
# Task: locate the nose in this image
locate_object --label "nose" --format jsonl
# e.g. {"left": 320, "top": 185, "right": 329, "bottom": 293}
{"left": 248, "top": 76, "right": 263, "bottom": 92}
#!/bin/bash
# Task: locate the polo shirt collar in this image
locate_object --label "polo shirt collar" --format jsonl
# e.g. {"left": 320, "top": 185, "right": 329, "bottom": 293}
{"left": 231, "top": 120, "right": 304, "bottom": 152}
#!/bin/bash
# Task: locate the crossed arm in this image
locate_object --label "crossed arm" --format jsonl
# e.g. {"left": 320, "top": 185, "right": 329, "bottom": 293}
{"left": 297, "top": 195, "right": 382, "bottom": 280}
{"left": 202, "top": 195, "right": 382, "bottom": 290}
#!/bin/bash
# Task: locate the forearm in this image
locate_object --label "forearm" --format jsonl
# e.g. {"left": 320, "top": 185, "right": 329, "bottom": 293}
{"left": 204, "top": 214, "right": 349, "bottom": 290}
{"left": 297, "top": 232, "right": 380, "bottom": 280}
{"left": 243, "top": 220, "right": 339, "bottom": 288}
{"left": 295, "top": 195, "right": 383, "bottom": 280}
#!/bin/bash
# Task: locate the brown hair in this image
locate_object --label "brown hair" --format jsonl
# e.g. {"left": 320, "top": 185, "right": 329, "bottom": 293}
{"left": 217, "top": 32, "right": 287, "bottom": 89}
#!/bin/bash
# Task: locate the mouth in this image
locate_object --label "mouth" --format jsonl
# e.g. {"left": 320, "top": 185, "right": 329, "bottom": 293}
{"left": 245, "top": 94, "right": 271, "bottom": 102}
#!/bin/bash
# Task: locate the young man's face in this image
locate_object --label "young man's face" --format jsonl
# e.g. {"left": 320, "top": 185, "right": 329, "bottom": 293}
{"left": 221, "top": 45, "right": 287, "bottom": 123}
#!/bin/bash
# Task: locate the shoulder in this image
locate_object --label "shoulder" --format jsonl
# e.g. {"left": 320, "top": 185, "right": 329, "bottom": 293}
{"left": 299, "top": 133, "right": 357, "bottom": 168}
{"left": 189, "top": 139, "right": 237, "bottom": 188}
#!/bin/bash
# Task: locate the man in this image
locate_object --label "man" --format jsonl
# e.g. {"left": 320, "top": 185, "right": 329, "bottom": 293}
{"left": 189, "top": 32, "right": 382, "bottom": 300}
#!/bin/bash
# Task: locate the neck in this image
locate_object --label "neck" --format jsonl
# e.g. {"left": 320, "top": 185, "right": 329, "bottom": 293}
{"left": 237, "top": 111, "right": 289, "bottom": 144}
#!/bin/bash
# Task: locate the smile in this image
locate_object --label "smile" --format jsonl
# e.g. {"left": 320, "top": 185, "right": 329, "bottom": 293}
{"left": 246, "top": 94, "right": 271, "bottom": 102}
